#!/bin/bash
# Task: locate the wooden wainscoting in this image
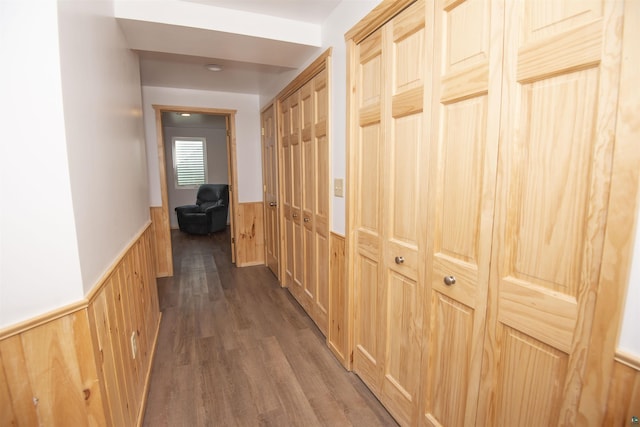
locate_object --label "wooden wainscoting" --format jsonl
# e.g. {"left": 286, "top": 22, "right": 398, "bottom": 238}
{"left": 328, "top": 232, "right": 349, "bottom": 368}
{"left": 87, "top": 225, "right": 161, "bottom": 426}
{"left": 150, "top": 206, "right": 173, "bottom": 277}
{"left": 0, "top": 310, "right": 107, "bottom": 426}
{"left": 0, "top": 223, "right": 161, "bottom": 427}
{"left": 603, "top": 360, "right": 640, "bottom": 424}
{"left": 235, "top": 202, "right": 265, "bottom": 267}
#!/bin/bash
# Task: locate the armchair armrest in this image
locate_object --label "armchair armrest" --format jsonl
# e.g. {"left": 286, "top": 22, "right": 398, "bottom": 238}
{"left": 175, "top": 204, "right": 200, "bottom": 214}
{"left": 200, "top": 200, "right": 224, "bottom": 213}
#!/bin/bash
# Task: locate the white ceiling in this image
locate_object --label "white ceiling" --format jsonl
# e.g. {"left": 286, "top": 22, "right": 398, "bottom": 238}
{"left": 182, "top": 0, "right": 343, "bottom": 24}
{"left": 115, "top": 0, "right": 343, "bottom": 94}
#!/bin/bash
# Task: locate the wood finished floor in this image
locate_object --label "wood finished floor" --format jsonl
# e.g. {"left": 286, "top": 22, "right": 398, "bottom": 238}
{"left": 143, "top": 229, "right": 398, "bottom": 427}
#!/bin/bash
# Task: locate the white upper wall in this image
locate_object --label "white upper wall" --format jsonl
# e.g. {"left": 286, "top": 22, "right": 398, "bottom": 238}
{"left": 115, "top": 0, "right": 321, "bottom": 47}
{"left": 260, "top": 0, "right": 379, "bottom": 235}
{"left": 0, "top": 1, "right": 84, "bottom": 327}
{"left": 143, "top": 86, "right": 262, "bottom": 204}
{"left": 57, "top": 0, "right": 150, "bottom": 295}
{"left": 0, "top": 0, "right": 179, "bottom": 329}
{"left": 323, "top": 1, "right": 379, "bottom": 235}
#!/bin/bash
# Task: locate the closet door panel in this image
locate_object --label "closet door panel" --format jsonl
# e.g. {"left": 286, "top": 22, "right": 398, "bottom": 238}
{"left": 301, "top": 82, "right": 315, "bottom": 307}
{"left": 292, "top": 141, "right": 304, "bottom": 294}
{"left": 480, "top": 0, "right": 623, "bottom": 424}
{"left": 422, "top": 0, "right": 501, "bottom": 425}
{"left": 353, "top": 122, "right": 383, "bottom": 390}
{"left": 314, "top": 70, "right": 330, "bottom": 333}
{"left": 289, "top": 93, "right": 305, "bottom": 303}
{"left": 281, "top": 98, "right": 295, "bottom": 287}
{"left": 262, "top": 104, "right": 279, "bottom": 277}
{"left": 352, "top": 28, "right": 385, "bottom": 392}
{"left": 381, "top": 3, "right": 427, "bottom": 425}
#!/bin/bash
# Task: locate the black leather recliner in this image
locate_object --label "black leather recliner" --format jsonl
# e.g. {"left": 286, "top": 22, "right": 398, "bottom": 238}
{"left": 175, "top": 184, "right": 229, "bottom": 235}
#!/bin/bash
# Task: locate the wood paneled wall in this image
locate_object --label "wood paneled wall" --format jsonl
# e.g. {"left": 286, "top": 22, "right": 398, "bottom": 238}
{"left": 0, "top": 310, "right": 107, "bottom": 426}
{"left": 150, "top": 206, "right": 173, "bottom": 277}
{"left": 0, "top": 223, "right": 161, "bottom": 427}
{"left": 235, "top": 202, "right": 265, "bottom": 267}
{"left": 328, "top": 233, "right": 349, "bottom": 368}
{"left": 604, "top": 361, "right": 640, "bottom": 425}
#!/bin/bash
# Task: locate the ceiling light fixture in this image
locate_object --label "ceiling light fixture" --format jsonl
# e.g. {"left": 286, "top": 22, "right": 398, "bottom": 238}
{"left": 205, "top": 64, "right": 223, "bottom": 72}
{"left": 179, "top": 113, "right": 191, "bottom": 117}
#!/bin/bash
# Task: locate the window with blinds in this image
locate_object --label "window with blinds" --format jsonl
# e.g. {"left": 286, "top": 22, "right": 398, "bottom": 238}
{"left": 173, "top": 137, "right": 207, "bottom": 188}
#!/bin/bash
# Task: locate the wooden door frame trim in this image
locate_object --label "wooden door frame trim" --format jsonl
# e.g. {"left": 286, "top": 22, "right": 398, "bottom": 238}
{"left": 152, "top": 104, "right": 240, "bottom": 264}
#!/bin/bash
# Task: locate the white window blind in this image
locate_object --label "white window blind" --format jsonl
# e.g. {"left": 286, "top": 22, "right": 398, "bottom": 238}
{"left": 173, "top": 138, "right": 207, "bottom": 187}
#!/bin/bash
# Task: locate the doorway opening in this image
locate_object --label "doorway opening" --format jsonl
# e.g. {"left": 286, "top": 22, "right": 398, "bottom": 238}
{"left": 153, "top": 105, "right": 239, "bottom": 270}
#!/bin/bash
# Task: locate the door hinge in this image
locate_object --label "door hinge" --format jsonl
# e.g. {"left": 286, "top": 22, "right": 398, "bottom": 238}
{"left": 261, "top": 127, "right": 265, "bottom": 136}
{"left": 232, "top": 237, "right": 235, "bottom": 244}
{"left": 227, "top": 130, "right": 230, "bottom": 136}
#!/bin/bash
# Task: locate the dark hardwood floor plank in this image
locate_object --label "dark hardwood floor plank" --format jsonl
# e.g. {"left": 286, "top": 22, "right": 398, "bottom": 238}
{"left": 143, "top": 229, "right": 398, "bottom": 427}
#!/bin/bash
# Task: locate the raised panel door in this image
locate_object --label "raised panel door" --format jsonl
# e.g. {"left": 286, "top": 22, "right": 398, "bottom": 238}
{"left": 421, "top": 0, "right": 502, "bottom": 425}
{"left": 380, "top": 4, "right": 427, "bottom": 425}
{"left": 289, "top": 92, "right": 306, "bottom": 306}
{"left": 281, "top": 97, "right": 295, "bottom": 287}
{"left": 351, "top": 2, "right": 427, "bottom": 425}
{"left": 261, "top": 104, "right": 279, "bottom": 277}
{"left": 478, "top": 1, "right": 624, "bottom": 424}
{"left": 352, "top": 27, "right": 385, "bottom": 393}
{"left": 300, "top": 81, "right": 316, "bottom": 316}
{"left": 313, "top": 69, "right": 330, "bottom": 334}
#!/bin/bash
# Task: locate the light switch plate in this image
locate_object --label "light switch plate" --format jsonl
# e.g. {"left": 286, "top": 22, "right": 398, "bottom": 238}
{"left": 334, "top": 178, "right": 344, "bottom": 197}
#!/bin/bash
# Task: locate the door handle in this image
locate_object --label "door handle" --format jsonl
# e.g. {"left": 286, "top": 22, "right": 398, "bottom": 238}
{"left": 444, "top": 275, "right": 456, "bottom": 286}
{"left": 395, "top": 256, "right": 404, "bottom": 264}
{"left": 269, "top": 202, "right": 277, "bottom": 207}
{"left": 293, "top": 213, "right": 298, "bottom": 218}
{"left": 304, "top": 217, "right": 310, "bottom": 223}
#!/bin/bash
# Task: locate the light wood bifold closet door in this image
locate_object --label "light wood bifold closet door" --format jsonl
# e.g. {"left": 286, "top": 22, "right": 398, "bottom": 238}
{"left": 280, "top": 68, "right": 330, "bottom": 335}
{"left": 420, "top": 0, "right": 503, "bottom": 425}
{"left": 477, "top": 1, "right": 624, "bottom": 425}
{"left": 347, "top": 0, "right": 628, "bottom": 426}
{"left": 262, "top": 103, "right": 279, "bottom": 277}
{"left": 350, "top": 1, "right": 428, "bottom": 425}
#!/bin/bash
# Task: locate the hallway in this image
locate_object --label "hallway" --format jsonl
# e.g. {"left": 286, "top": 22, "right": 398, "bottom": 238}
{"left": 142, "top": 229, "right": 398, "bottom": 426}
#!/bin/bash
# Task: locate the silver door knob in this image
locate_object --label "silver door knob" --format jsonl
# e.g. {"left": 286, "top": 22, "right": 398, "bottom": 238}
{"left": 292, "top": 213, "right": 298, "bottom": 218}
{"left": 304, "top": 217, "right": 310, "bottom": 223}
{"left": 269, "top": 202, "right": 277, "bottom": 207}
{"left": 444, "top": 275, "right": 456, "bottom": 286}
{"left": 395, "top": 256, "right": 404, "bottom": 264}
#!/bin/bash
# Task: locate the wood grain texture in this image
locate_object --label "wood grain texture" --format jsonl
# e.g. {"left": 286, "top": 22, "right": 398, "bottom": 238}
{"left": 577, "top": 1, "right": 640, "bottom": 423}
{"left": 88, "top": 227, "right": 161, "bottom": 427}
{"left": 0, "top": 225, "right": 160, "bottom": 427}
{"left": 143, "top": 229, "right": 399, "bottom": 427}
{"left": 261, "top": 102, "right": 280, "bottom": 278}
{"left": 603, "top": 361, "right": 640, "bottom": 425}
{"left": 349, "top": 2, "right": 428, "bottom": 426}
{"left": 345, "top": 0, "right": 415, "bottom": 44}
{"left": 478, "top": 0, "right": 624, "bottom": 424}
{"left": 328, "top": 233, "right": 348, "bottom": 368}
{"left": 0, "top": 312, "right": 108, "bottom": 427}
{"left": 235, "top": 201, "right": 265, "bottom": 267}
{"left": 278, "top": 55, "right": 331, "bottom": 336}
{"left": 150, "top": 206, "right": 173, "bottom": 277}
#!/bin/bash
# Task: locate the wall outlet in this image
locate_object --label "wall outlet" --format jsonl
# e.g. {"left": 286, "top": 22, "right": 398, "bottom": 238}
{"left": 130, "top": 331, "right": 138, "bottom": 359}
{"left": 334, "top": 178, "right": 344, "bottom": 198}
